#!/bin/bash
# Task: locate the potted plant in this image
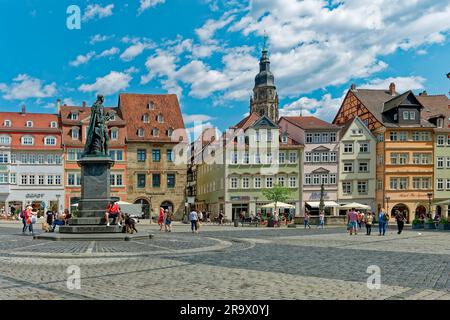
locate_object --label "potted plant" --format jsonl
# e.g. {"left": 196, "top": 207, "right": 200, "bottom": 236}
{"left": 424, "top": 218, "right": 436, "bottom": 229}
{"left": 438, "top": 218, "right": 450, "bottom": 231}
{"left": 412, "top": 218, "right": 424, "bottom": 229}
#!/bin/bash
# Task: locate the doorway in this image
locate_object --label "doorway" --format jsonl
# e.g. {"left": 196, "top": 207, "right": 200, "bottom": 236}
{"left": 231, "top": 204, "right": 249, "bottom": 221}
{"left": 391, "top": 204, "right": 410, "bottom": 223}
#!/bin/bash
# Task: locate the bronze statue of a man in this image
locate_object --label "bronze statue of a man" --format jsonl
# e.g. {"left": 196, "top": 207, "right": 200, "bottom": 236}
{"left": 83, "top": 95, "right": 110, "bottom": 157}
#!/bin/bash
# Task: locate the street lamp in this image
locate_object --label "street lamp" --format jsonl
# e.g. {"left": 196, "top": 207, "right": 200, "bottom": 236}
{"left": 385, "top": 196, "right": 390, "bottom": 215}
{"left": 427, "top": 192, "right": 433, "bottom": 217}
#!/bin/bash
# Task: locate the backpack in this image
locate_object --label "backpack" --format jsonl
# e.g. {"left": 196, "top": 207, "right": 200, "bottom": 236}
{"left": 19, "top": 210, "right": 26, "bottom": 219}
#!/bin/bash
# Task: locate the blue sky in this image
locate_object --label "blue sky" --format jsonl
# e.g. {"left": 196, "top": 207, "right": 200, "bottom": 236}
{"left": 0, "top": 0, "right": 449, "bottom": 134}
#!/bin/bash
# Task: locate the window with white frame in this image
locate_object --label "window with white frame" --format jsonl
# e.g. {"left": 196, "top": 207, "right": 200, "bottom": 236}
{"left": 50, "top": 121, "right": 57, "bottom": 128}
{"left": 289, "top": 176, "right": 297, "bottom": 188}
{"left": 137, "top": 128, "right": 145, "bottom": 137}
{"left": 447, "top": 157, "right": 450, "bottom": 168}
{"left": 305, "top": 174, "right": 311, "bottom": 185}
{"left": 10, "top": 153, "right": 16, "bottom": 164}
{"left": 306, "top": 133, "right": 313, "bottom": 143}
{"left": 21, "top": 136, "right": 34, "bottom": 145}
{"left": 0, "top": 135, "right": 11, "bottom": 145}
{"left": 29, "top": 175, "right": 35, "bottom": 185}
{"left": 0, "top": 173, "right": 8, "bottom": 184}
{"left": 403, "top": 111, "right": 409, "bottom": 120}
{"left": 47, "top": 175, "right": 54, "bottom": 185}
{"left": 377, "top": 134, "right": 384, "bottom": 142}
{"left": 446, "top": 179, "right": 450, "bottom": 190}
{"left": 313, "top": 133, "right": 321, "bottom": 143}
{"left": 359, "top": 142, "right": 369, "bottom": 153}
{"left": 167, "top": 128, "right": 173, "bottom": 137}
{"left": 111, "top": 129, "right": 118, "bottom": 140}
{"left": 279, "top": 152, "right": 285, "bottom": 164}
{"left": 68, "top": 173, "right": 81, "bottom": 186}
{"left": 321, "top": 174, "right": 328, "bottom": 185}
{"left": 409, "top": 111, "right": 415, "bottom": 120}
{"left": 38, "top": 175, "right": 44, "bottom": 185}
{"left": 377, "top": 180, "right": 383, "bottom": 190}
{"left": 312, "top": 174, "right": 320, "bottom": 185}
{"left": 343, "top": 143, "right": 353, "bottom": 153}
{"left": 358, "top": 181, "right": 368, "bottom": 194}
{"left": 21, "top": 175, "right": 27, "bottom": 185}
{"left": 437, "top": 136, "right": 445, "bottom": 146}
{"left": 281, "top": 135, "right": 288, "bottom": 144}
{"left": 330, "top": 132, "right": 336, "bottom": 142}
{"left": 305, "top": 152, "right": 311, "bottom": 162}
{"left": 288, "top": 152, "right": 297, "bottom": 163}
{"left": 110, "top": 173, "right": 123, "bottom": 186}
{"left": 266, "top": 152, "right": 272, "bottom": 164}
{"left": 71, "top": 128, "right": 80, "bottom": 140}
{"left": 47, "top": 155, "right": 54, "bottom": 164}
{"left": 330, "top": 174, "right": 336, "bottom": 184}
{"left": 3, "top": 120, "right": 11, "bottom": 127}
{"left": 255, "top": 153, "right": 261, "bottom": 164}
{"left": 437, "top": 157, "right": 444, "bottom": 168}
{"left": 342, "top": 181, "right": 352, "bottom": 194}
{"left": 321, "top": 153, "right": 329, "bottom": 162}
{"left": 278, "top": 176, "right": 285, "bottom": 187}
{"left": 152, "top": 128, "right": 159, "bottom": 136}
{"left": 45, "top": 136, "right": 57, "bottom": 145}
{"left": 148, "top": 102, "right": 155, "bottom": 110}
{"left": 343, "top": 162, "right": 353, "bottom": 172}
{"left": 255, "top": 131, "right": 260, "bottom": 142}
{"left": 254, "top": 177, "right": 261, "bottom": 188}
{"left": 359, "top": 162, "right": 369, "bottom": 172}
{"left": 55, "top": 175, "right": 61, "bottom": 185}
{"left": 20, "top": 154, "right": 27, "bottom": 164}
{"left": 0, "top": 152, "right": 8, "bottom": 163}
{"left": 242, "top": 177, "right": 250, "bottom": 189}
{"left": 313, "top": 152, "right": 320, "bottom": 162}
{"left": 437, "top": 118, "right": 444, "bottom": 128}
{"left": 421, "top": 132, "right": 431, "bottom": 141}
{"left": 243, "top": 152, "right": 249, "bottom": 164}
{"left": 26, "top": 121, "right": 33, "bottom": 127}
{"left": 230, "top": 152, "right": 238, "bottom": 164}
{"left": 330, "top": 152, "right": 337, "bottom": 162}
{"left": 230, "top": 177, "right": 238, "bottom": 189}
{"left": 157, "top": 114, "right": 164, "bottom": 123}
{"left": 322, "top": 133, "right": 329, "bottom": 143}
{"left": 390, "top": 132, "right": 398, "bottom": 141}
{"left": 399, "top": 131, "right": 407, "bottom": 141}
{"left": 29, "top": 154, "right": 36, "bottom": 164}
{"left": 266, "top": 177, "right": 273, "bottom": 188}
{"left": 399, "top": 177, "right": 408, "bottom": 190}
{"left": 142, "top": 114, "right": 149, "bottom": 123}
{"left": 412, "top": 131, "right": 420, "bottom": 141}
{"left": 70, "top": 113, "right": 78, "bottom": 120}
{"left": 437, "top": 179, "right": 444, "bottom": 190}
{"left": 267, "top": 131, "right": 273, "bottom": 142}
{"left": 10, "top": 173, "right": 16, "bottom": 184}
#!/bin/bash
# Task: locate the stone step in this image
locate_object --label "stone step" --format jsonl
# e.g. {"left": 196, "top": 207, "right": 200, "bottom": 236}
{"left": 68, "top": 217, "right": 121, "bottom": 225}
{"left": 59, "top": 225, "right": 122, "bottom": 234}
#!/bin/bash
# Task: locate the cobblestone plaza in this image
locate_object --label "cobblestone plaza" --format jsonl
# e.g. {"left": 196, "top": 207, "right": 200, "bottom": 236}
{"left": 0, "top": 221, "right": 448, "bottom": 300}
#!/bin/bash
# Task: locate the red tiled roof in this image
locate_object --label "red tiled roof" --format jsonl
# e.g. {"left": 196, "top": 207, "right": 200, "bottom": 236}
{"left": 281, "top": 116, "right": 339, "bottom": 130}
{"left": 118, "top": 93, "right": 187, "bottom": 142}
{"left": 0, "top": 112, "right": 59, "bottom": 131}
{"left": 231, "top": 112, "right": 260, "bottom": 130}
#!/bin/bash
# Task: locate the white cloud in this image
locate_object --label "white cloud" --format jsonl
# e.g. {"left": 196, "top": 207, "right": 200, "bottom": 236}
{"left": 0, "top": 74, "right": 57, "bottom": 100}
{"left": 360, "top": 76, "right": 426, "bottom": 92}
{"left": 280, "top": 93, "right": 345, "bottom": 122}
{"left": 83, "top": 4, "right": 114, "bottom": 22}
{"left": 120, "top": 42, "right": 152, "bottom": 61}
{"left": 124, "top": 66, "right": 140, "bottom": 74}
{"left": 138, "top": 0, "right": 166, "bottom": 15}
{"left": 89, "top": 34, "right": 114, "bottom": 45}
{"left": 183, "top": 114, "right": 215, "bottom": 124}
{"left": 78, "top": 71, "right": 132, "bottom": 96}
{"left": 62, "top": 98, "right": 76, "bottom": 106}
{"left": 97, "top": 47, "right": 120, "bottom": 58}
{"left": 195, "top": 13, "right": 235, "bottom": 43}
{"left": 69, "top": 51, "right": 96, "bottom": 67}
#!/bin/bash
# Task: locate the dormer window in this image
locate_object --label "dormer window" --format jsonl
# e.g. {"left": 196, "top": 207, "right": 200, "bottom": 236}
{"left": 70, "top": 113, "right": 78, "bottom": 120}
{"left": 281, "top": 135, "right": 288, "bottom": 144}
{"left": 26, "top": 121, "right": 33, "bottom": 128}
{"left": 157, "top": 114, "right": 164, "bottom": 123}
{"left": 393, "top": 113, "right": 398, "bottom": 121}
{"left": 148, "top": 102, "right": 155, "bottom": 110}
{"left": 3, "top": 120, "right": 11, "bottom": 127}
{"left": 71, "top": 127, "right": 80, "bottom": 140}
{"left": 138, "top": 128, "right": 145, "bottom": 137}
{"left": 0, "top": 135, "right": 11, "bottom": 145}
{"left": 21, "top": 135, "right": 34, "bottom": 145}
{"left": 437, "top": 118, "right": 444, "bottom": 128}
{"left": 409, "top": 111, "right": 415, "bottom": 120}
{"left": 108, "top": 114, "right": 116, "bottom": 121}
{"left": 152, "top": 128, "right": 159, "bottom": 137}
{"left": 50, "top": 121, "right": 57, "bottom": 128}
{"left": 142, "top": 114, "right": 149, "bottom": 123}
{"left": 167, "top": 128, "right": 173, "bottom": 137}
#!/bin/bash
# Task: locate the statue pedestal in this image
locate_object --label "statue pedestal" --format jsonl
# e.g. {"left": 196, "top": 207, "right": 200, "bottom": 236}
{"left": 59, "top": 156, "right": 122, "bottom": 234}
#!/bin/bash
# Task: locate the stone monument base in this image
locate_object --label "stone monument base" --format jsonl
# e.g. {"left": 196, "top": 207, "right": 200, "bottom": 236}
{"left": 35, "top": 232, "right": 153, "bottom": 241}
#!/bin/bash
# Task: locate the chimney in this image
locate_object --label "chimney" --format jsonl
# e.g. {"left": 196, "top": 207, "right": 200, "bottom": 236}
{"left": 82, "top": 101, "right": 86, "bottom": 107}
{"left": 20, "top": 104, "right": 26, "bottom": 114}
{"left": 350, "top": 83, "right": 356, "bottom": 91}
{"left": 389, "top": 82, "right": 396, "bottom": 96}
{"left": 56, "top": 99, "right": 61, "bottom": 113}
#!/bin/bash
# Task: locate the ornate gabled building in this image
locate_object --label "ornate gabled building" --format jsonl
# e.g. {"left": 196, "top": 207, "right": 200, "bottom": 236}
{"left": 333, "top": 82, "right": 447, "bottom": 221}
{"left": 250, "top": 47, "right": 279, "bottom": 122}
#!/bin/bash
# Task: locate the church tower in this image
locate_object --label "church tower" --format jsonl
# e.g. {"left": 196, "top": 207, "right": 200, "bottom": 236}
{"left": 250, "top": 43, "right": 279, "bottom": 122}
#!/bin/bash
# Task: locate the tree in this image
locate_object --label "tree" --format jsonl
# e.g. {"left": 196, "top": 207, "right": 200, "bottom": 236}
{"left": 262, "top": 184, "right": 292, "bottom": 218}
{"left": 319, "top": 183, "right": 325, "bottom": 214}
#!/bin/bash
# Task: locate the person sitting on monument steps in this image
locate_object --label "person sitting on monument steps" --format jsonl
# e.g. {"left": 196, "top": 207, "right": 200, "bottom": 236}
{"left": 105, "top": 201, "right": 122, "bottom": 227}
{"left": 51, "top": 211, "right": 66, "bottom": 232}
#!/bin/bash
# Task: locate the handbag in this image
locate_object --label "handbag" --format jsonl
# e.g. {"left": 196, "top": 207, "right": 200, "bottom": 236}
{"left": 31, "top": 215, "right": 37, "bottom": 224}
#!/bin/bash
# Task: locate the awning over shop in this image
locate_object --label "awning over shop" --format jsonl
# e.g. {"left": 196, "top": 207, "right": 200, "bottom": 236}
{"left": 306, "top": 201, "right": 340, "bottom": 208}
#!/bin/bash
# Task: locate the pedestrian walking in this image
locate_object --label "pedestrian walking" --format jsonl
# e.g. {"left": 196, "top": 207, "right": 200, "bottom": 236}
{"left": 157, "top": 207, "right": 165, "bottom": 231}
{"left": 378, "top": 208, "right": 387, "bottom": 236}
{"left": 364, "top": 211, "right": 373, "bottom": 235}
{"left": 20, "top": 208, "right": 28, "bottom": 233}
{"left": 347, "top": 208, "right": 358, "bottom": 235}
{"left": 384, "top": 211, "right": 390, "bottom": 233}
{"left": 164, "top": 209, "right": 173, "bottom": 232}
{"left": 189, "top": 209, "right": 198, "bottom": 233}
{"left": 304, "top": 211, "right": 311, "bottom": 229}
{"left": 317, "top": 211, "right": 325, "bottom": 229}
{"left": 433, "top": 213, "right": 441, "bottom": 229}
{"left": 395, "top": 210, "right": 406, "bottom": 234}
{"left": 198, "top": 211, "right": 204, "bottom": 223}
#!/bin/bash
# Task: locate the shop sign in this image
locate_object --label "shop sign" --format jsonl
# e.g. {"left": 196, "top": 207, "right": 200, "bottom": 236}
{"left": 26, "top": 193, "right": 45, "bottom": 199}
{"left": 230, "top": 196, "right": 241, "bottom": 201}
